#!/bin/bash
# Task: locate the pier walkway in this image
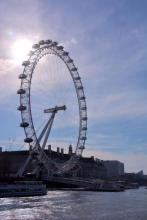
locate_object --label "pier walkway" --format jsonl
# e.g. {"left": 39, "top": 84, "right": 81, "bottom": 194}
{"left": 44, "top": 176, "right": 94, "bottom": 188}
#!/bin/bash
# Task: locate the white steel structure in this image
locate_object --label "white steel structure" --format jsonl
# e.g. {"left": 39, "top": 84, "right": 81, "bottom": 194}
{"left": 17, "top": 39, "right": 87, "bottom": 177}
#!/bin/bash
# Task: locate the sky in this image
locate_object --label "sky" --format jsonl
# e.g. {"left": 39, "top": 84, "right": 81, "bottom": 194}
{"left": 0, "top": 0, "right": 147, "bottom": 173}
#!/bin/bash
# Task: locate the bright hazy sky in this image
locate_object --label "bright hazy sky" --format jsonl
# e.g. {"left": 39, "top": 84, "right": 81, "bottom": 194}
{"left": 0, "top": 0, "right": 147, "bottom": 173}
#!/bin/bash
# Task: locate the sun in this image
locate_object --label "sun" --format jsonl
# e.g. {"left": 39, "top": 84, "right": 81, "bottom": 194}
{"left": 11, "top": 38, "right": 32, "bottom": 64}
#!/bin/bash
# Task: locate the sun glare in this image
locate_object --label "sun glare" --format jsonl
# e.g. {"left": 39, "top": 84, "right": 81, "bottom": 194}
{"left": 11, "top": 38, "right": 32, "bottom": 64}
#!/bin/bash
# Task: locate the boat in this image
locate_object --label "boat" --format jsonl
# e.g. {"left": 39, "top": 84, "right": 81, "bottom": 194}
{"left": 0, "top": 181, "right": 47, "bottom": 198}
{"left": 125, "top": 182, "right": 139, "bottom": 189}
{"left": 86, "top": 181, "right": 124, "bottom": 192}
{"left": 97, "top": 182, "right": 124, "bottom": 192}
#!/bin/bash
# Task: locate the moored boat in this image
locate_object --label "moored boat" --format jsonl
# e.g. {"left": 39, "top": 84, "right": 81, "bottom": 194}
{"left": 125, "top": 182, "right": 139, "bottom": 189}
{"left": 97, "top": 182, "right": 124, "bottom": 192}
{"left": 0, "top": 181, "right": 47, "bottom": 198}
{"left": 86, "top": 181, "right": 124, "bottom": 192}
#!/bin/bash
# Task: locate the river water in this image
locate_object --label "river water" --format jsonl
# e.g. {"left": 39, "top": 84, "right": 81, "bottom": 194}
{"left": 0, "top": 187, "right": 147, "bottom": 220}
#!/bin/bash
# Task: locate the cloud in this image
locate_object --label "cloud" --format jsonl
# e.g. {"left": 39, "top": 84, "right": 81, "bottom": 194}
{"left": 87, "top": 91, "right": 147, "bottom": 122}
{"left": 62, "top": 38, "right": 78, "bottom": 49}
{"left": 0, "top": 58, "right": 20, "bottom": 105}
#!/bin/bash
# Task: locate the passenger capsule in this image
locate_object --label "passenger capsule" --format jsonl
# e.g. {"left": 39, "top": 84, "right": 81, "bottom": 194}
{"left": 77, "top": 86, "right": 83, "bottom": 90}
{"left": 32, "top": 44, "right": 40, "bottom": 49}
{"left": 24, "top": 138, "right": 33, "bottom": 143}
{"left": 74, "top": 76, "right": 81, "bottom": 80}
{"left": 82, "top": 127, "right": 87, "bottom": 131}
{"left": 82, "top": 117, "right": 87, "bottom": 121}
{"left": 51, "top": 41, "right": 58, "bottom": 46}
{"left": 80, "top": 136, "right": 87, "bottom": 140}
{"left": 17, "top": 89, "right": 26, "bottom": 95}
{"left": 22, "top": 61, "right": 30, "bottom": 66}
{"left": 71, "top": 67, "right": 77, "bottom": 71}
{"left": 45, "top": 39, "right": 52, "bottom": 44}
{"left": 57, "top": 46, "right": 64, "bottom": 50}
{"left": 19, "top": 74, "right": 27, "bottom": 79}
{"left": 39, "top": 40, "right": 45, "bottom": 45}
{"left": 67, "top": 59, "right": 73, "bottom": 63}
{"left": 79, "top": 96, "right": 85, "bottom": 100}
{"left": 20, "top": 122, "right": 29, "bottom": 127}
{"left": 62, "top": 51, "right": 69, "bottom": 56}
{"left": 17, "top": 105, "right": 26, "bottom": 111}
{"left": 81, "top": 106, "right": 87, "bottom": 110}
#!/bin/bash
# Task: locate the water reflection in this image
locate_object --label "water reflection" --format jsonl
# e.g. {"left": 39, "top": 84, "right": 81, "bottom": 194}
{"left": 0, "top": 188, "right": 147, "bottom": 220}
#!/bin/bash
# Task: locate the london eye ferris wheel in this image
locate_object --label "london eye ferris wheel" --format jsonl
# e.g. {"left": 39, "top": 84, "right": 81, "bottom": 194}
{"left": 17, "top": 39, "right": 87, "bottom": 176}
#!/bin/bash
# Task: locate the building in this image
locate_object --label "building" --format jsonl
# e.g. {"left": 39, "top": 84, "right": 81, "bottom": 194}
{"left": 78, "top": 157, "right": 107, "bottom": 179}
{"left": 103, "top": 160, "right": 124, "bottom": 178}
{"left": 0, "top": 145, "right": 107, "bottom": 179}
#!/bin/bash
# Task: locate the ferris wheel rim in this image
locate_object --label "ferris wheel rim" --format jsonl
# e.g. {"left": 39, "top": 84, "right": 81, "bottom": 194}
{"left": 17, "top": 39, "right": 87, "bottom": 156}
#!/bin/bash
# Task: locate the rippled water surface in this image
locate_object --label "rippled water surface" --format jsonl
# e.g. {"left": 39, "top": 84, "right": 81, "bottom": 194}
{"left": 0, "top": 187, "right": 147, "bottom": 220}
